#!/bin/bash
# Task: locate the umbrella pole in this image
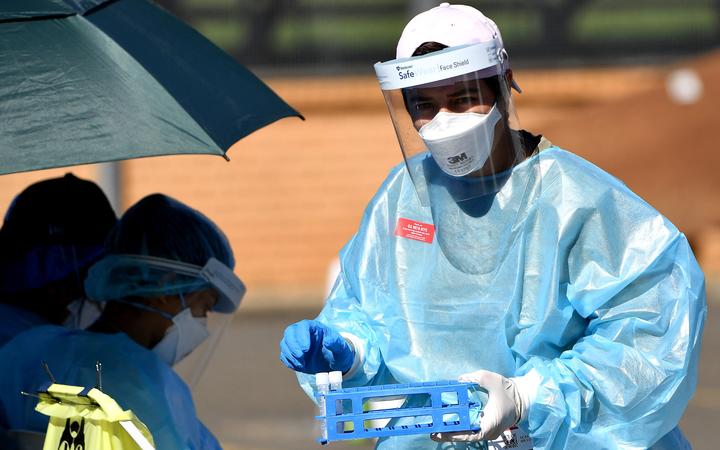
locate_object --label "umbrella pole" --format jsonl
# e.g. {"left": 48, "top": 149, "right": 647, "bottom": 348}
{"left": 98, "top": 162, "right": 123, "bottom": 215}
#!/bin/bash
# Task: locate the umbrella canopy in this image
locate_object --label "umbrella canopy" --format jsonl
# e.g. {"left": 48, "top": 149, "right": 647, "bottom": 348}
{"left": 0, "top": 0, "right": 302, "bottom": 174}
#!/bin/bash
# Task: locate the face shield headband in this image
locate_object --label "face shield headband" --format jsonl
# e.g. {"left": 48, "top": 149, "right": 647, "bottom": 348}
{"left": 374, "top": 41, "right": 504, "bottom": 91}
{"left": 96, "top": 254, "right": 245, "bottom": 313}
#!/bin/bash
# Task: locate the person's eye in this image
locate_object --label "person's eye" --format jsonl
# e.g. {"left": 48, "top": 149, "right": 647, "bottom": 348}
{"left": 413, "top": 102, "right": 434, "bottom": 111}
{"left": 452, "top": 96, "right": 478, "bottom": 107}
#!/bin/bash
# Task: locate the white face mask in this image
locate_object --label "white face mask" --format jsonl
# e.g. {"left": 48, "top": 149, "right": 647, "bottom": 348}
{"left": 418, "top": 103, "right": 502, "bottom": 177}
{"left": 63, "top": 298, "right": 103, "bottom": 330}
{"left": 152, "top": 308, "right": 209, "bottom": 366}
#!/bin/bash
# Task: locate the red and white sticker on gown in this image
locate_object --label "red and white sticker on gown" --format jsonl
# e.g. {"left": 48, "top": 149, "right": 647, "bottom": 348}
{"left": 394, "top": 218, "right": 435, "bottom": 243}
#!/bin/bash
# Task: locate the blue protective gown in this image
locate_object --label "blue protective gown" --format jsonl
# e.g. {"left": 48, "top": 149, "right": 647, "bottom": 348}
{"left": 0, "top": 325, "right": 221, "bottom": 450}
{"left": 0, "top": 303, "right": 48, "bottom": 347}
{"left": 299, "top": 142, "right": 706, "bottom": 450}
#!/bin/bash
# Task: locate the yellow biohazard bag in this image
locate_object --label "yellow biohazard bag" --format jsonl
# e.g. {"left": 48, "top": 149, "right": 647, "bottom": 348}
{"left": 35, "top": 383, "right": 155, "bottom": 450}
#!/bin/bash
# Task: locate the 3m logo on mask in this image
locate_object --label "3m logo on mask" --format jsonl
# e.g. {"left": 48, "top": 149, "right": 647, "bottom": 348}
{"left": 447, "top": 153, "right": 469, "bottom": 165}
{"left": 59, "top": 418, "right": 85, "bottom": 450}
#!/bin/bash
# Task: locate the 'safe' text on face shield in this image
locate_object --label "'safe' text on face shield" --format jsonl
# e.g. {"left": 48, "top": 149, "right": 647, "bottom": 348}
{"left": 396, "top": 65, "right": 414, "bottom": 80}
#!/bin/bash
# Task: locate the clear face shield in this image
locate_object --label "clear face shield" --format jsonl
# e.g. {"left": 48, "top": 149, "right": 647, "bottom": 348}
{"left": 118, "top": 255, "right": 246, "bottom": 389}
{"left": 172, "top": 308, "right": 234, "bottom": 389}
{"left": 374, "top": 42, "right": 537, "bottom": 208}
{"left": 175, "top": 258, "right": 245, "bottom": 389}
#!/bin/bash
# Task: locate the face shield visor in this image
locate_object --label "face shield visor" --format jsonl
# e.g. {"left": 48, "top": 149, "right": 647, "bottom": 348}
{"left": 172, "top": 302, "right": 236, "bottom": 389}
{"left": 86, "top": 254, "right": 245, "bottom": 389}
{"left": 374, "top": 42, "right": 537, "bottom": 207}
{"left": 125, "top": 255, "right": 246, "bottom": 389}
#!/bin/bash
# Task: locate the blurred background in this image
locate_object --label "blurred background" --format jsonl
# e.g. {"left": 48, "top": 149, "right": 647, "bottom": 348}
{"left": 2, "top": 0, "right": 718, "bottom": 448}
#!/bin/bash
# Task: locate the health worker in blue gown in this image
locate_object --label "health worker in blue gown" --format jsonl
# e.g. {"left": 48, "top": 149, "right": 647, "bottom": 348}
{"left": 0, "top": 174, "right": 117, "bottom": 346}
{"left": 0, "top": 194, "right": 246, "bottom": 450}
{"left": 279, "top": 4, "right": 706, "bottom": 450}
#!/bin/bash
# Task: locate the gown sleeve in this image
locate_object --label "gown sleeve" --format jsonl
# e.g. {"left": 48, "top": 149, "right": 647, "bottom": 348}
{"left": 516, "top": 187, "right": 706, "bottom": 449}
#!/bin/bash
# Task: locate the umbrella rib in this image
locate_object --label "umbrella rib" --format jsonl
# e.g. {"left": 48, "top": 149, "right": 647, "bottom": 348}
{"left": 0, "top": 14, "right": 75, "bottom": 25}
{"left": 85, "top": 0, "right": 122, "bottom": 17}
{"left": 0, "top": 0, "right": 117, "bottom": 24}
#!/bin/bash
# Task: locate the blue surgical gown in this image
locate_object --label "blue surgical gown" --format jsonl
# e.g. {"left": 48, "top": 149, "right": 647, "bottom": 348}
{"left": 0, "top": 303, "right": 47, "bottom": 347}
{"left": 298, "top": 144, "right": 706, "bottom": 450}
{"left": 0, "top": 325, "right": 221, "bottom": 450}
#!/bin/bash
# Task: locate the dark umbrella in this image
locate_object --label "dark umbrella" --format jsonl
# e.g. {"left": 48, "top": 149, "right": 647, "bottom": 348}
{"left": 0, "top": 0, "right": 302, "bottom": 174}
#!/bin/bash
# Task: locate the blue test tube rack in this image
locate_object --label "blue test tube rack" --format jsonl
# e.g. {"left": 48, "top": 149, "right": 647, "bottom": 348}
{"left": 315, "top": 379, "right": 481, "bottom": 444}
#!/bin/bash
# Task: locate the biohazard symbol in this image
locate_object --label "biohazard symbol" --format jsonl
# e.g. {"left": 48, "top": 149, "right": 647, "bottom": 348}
{"left": 58, "top": 417, "right": 86, "bottom": 450}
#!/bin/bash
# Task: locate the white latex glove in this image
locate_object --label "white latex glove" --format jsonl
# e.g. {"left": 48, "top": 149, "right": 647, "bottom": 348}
{"left": 431, "top": 370, "right": 530, "bottom": 442}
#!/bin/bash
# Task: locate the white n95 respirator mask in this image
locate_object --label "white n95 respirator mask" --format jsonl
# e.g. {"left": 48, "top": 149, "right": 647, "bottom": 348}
{"left": 418, "top": 103, "right": 502, "bottom": 177}
{"left": 152, "top": 308, "right": 210, "bottom": 366}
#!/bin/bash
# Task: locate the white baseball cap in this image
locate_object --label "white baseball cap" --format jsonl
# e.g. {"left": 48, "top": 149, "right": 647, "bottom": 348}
{"left": 396, "top": 3, "right": 521, "bottom": 92}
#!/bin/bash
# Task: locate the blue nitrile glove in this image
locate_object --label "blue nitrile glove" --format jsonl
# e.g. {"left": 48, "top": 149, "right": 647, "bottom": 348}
{"left": 279, "top": 320, "right": 354, "bottom": 374}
